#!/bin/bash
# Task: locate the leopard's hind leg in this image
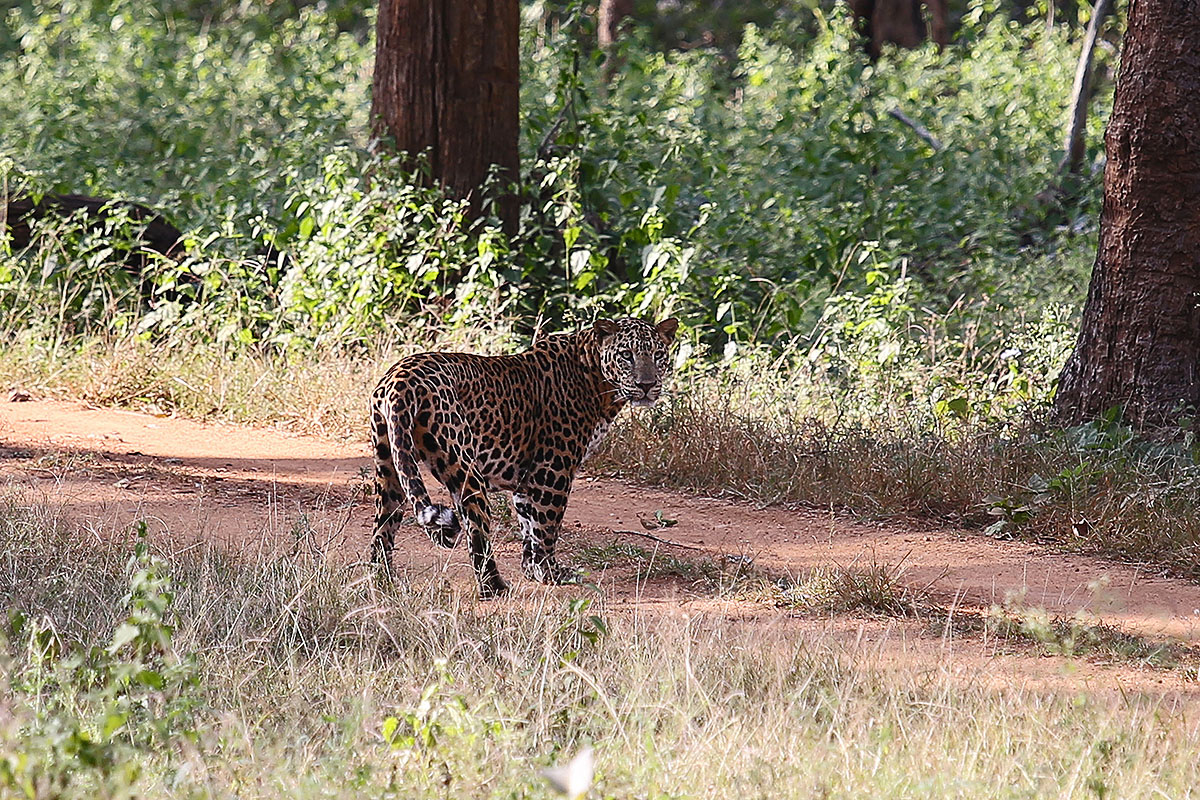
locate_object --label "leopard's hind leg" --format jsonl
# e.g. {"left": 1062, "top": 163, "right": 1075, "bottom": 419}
{"left": 422, "top": 440, "right": 508, "bottom": 600}
{"left": 369, "top": 397, "right": 405, "bottom": 568}
{"left": 370, "top": 386, "right": 461, "bottom": 573}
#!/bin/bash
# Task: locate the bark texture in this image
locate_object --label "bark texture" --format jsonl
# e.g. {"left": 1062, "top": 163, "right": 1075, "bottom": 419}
{"left": 847, "top": 0, "right": 947, "bottom": 59}
{"left": 598, "top": 0, "right": 634, "bottom": 83}
{"left": 371, "top": 0, "right": 519, "bottom": 230}
{"left": 1056, "top": 0, "right": 1200, "bottom": 426}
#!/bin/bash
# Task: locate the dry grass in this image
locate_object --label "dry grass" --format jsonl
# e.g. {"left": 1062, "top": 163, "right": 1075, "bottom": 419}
{"left": 597, "top": 388, "right": 1200, "bottom": 581}
{"left": 940, "top": 605, "right": 1200, "bottom": 673}
{"left": 4, "top": 496, "right": 1200, "bottom": 798}
{"left": 0, "top": 325, "right": 515, "bottom": 439}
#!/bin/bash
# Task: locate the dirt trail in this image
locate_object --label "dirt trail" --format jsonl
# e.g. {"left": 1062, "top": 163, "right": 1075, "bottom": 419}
{"left": 4, "top": 397, "right": 1200, "bottom": 693}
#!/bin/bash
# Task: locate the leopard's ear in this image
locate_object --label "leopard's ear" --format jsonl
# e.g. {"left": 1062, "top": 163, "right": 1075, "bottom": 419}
{"left": 593, "top": 319, "right": 619, "bottom": 339}
{"left": 656, "top": 318, "right": 680, "bottom": 341}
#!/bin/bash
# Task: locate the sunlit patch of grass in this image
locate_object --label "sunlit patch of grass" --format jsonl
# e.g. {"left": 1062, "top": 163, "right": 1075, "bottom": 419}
{"left": 574, "top": 539, "right": 753, "bottom": 590}
{"left": 578, "top": 541, "right": 925, "bottom": 618}
{"left": 941, "top": 605, "right": 1200, "bottom": 672}
{"left": 769, "top": 563, "right": 925, "bottom": 617}
{"left": 0, "top": 325, "right": 515, "bottom": 440}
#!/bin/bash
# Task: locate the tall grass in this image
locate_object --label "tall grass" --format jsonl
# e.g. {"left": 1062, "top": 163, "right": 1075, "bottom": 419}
{"left": 3, "top": 497, "right": 1200, "bottom": 799}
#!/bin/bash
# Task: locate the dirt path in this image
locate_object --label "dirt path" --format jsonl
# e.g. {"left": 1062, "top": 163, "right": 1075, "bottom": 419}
{"left": 4, "top": 397, "right": 1200, "bottom": 693}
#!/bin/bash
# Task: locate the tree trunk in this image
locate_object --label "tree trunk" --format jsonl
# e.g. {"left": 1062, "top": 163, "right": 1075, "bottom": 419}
{"left": 1058, "top": 0, "right": 1114, "bottom": 175}
{"left": 847, "top": 0, "right": 929, "bottom": 59}
{"left": 1055, "top": 0, "right": 1200, "bottom": 427}
{"left": 371, "top": 0, "right": 520, "bottom": 232}
{"left": 598, "top": 0, "right": 634, "bottom": 83}
{"left": 926, "top": 0, "right": 950, "bottom": 48}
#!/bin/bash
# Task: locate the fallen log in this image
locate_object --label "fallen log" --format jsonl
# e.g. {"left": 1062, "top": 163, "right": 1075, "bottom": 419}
{"left": 2, "top": 193, "right": 190, "bottom": 305}
{"left": 3, "top": 193, "right": 183, "bottom": 257}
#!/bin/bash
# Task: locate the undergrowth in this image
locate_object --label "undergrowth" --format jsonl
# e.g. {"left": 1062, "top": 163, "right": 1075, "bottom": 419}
{"left": 1, "top": 0, "right": 1105, "bottom": 345}
{"left": 4, "top": 500, "right": 1200, "bottom": 798}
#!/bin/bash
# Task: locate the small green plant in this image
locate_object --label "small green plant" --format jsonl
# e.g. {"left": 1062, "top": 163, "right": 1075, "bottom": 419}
{"left": 381, "top": 659, "right": 502, "bottom": 757}
{"left": 0, "top": 522, "right": 197, "bottom": 798}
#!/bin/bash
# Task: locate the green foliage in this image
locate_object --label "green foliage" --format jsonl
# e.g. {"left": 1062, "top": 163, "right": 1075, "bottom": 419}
{"left": 2, "top": 0, "right": 1103, "bottom": 357}
{"left": 0, "top": 523, "right": 197, "bottom": 799}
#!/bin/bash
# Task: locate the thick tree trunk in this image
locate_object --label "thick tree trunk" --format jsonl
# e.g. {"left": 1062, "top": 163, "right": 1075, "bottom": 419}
{"left": 1055, "top": 0, "right": 1200, "bottom": 427}
{"left": 371, "top": 0, "right": 519, "bottom": 232}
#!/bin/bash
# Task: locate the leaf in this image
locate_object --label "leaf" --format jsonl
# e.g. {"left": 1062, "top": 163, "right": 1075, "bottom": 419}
{"left": 569, "top": 249, "right": 592, "bottom": 277}
{"left": 103, "top": 712, "right": 128, "bottom": 739}
{"left": 563, "top": 225, "right": 581, "bottom": 251}
{"left": 135, "top": 669, "right": 164, "bottom": 689}
{"left": 382, "top": 716, "right": 400, "bottom": 746}
{"left": 108, "top": 622, "right": 140, "bottom": 654}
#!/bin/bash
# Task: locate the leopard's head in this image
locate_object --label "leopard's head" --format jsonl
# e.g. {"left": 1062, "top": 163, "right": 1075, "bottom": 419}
{"left": 594, "top": 317, "right": 680, "bottom": 406}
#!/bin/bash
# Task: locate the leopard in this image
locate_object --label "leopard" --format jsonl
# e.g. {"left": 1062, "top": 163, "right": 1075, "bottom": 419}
{"left": 369, "top": 317, "right": 679, "bottom": 598}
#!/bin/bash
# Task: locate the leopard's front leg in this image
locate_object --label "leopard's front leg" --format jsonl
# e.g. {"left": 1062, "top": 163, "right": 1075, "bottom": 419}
{"left": 513, "top": 480, "right": 578, "bottom": 585}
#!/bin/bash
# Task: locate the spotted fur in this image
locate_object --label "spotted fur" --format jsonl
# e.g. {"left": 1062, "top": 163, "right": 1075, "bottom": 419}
{"left": 369, "top": 317, "right": 679, "bottom": 598}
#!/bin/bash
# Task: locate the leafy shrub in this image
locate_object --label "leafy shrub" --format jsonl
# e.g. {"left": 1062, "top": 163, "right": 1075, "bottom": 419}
{"left": 2, "top": 0, "right": 1104, "bottom": 354}
{"left": 0, "top": 524, "right": 197, "bottom": 798}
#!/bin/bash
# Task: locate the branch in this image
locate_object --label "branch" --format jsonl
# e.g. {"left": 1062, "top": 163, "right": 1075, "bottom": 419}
{"left": 887, "top": 107, "right": 944, "bottom": 152}
{"left": 1058, "top": 0, "right": 1114, "bottom": 175}
{"left": 536, "top": 102, "right": 572, "bottom": 164}
{"left": 535, "top": 51, "right": 581, "bottom": 164}
{"left": 610, "top": 529, "right": 703, "bottom": 551}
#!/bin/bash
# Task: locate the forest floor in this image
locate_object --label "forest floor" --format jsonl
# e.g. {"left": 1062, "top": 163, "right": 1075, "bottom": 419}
{"left": 4, "top": 397, "right": 1200, "bottom": 696}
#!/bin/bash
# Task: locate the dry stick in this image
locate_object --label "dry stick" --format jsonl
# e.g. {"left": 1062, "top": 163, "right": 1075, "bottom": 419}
{"left": 887, "top": 108, "right": 944, "bottom": 152}
{"left": 1059, "top": 0, "right": 1114, "bottom": 175}
{"left": 611, "top": 528, "right": 703, "bottom": 551}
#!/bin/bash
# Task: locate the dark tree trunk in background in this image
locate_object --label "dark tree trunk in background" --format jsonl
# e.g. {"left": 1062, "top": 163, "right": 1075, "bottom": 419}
{"left": 925, "top": 0, "right": 950, "bottom": 49}
{"left": 848, "top": 0, "right": 947, "bottom": 59}
{"left": 1056, "top": 0, "right": 1200, "bottom": 427}
{"left": 598, "top": 0, "right": 634, "bottom": 83}
{"left": 371, "top": 0, "right": 520, "bottom": 232}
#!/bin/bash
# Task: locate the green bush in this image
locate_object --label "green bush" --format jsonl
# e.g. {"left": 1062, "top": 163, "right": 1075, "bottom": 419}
{"left": 2, "top": 0, "right": 1106, "bottom": 367}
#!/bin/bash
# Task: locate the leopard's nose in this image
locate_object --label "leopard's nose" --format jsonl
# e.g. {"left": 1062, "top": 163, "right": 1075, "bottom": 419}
{"left": 636, "top": 381, "right": 657, "bottom": 394}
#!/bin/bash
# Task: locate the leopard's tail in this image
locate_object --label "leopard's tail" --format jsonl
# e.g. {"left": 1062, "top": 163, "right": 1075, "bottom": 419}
{"left": 370, "top": 389, "right": 460, "bottom": 568}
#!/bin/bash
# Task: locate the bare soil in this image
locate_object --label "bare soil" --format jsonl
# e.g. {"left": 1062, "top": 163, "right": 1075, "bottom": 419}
{"left": 4, "top": 397, "right": 1200, "bottom": 694}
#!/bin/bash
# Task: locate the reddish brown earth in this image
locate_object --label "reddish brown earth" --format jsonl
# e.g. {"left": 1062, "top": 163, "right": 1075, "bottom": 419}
{"left": 4, "top": 397, "right": 1200, "bottom": 694}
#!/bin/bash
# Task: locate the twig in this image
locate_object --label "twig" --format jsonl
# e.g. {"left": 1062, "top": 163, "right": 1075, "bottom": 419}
{"left": 887, "top": 107, "right": 944, "bottom": 152}
{"left": 611, "top": 528, "right": 703, "bottom": 551}
{"left": 536, "top": 103, "right": 571, "bottom": 163}
{"left": 535, "top": 51, "right": 580, "bottom": 164}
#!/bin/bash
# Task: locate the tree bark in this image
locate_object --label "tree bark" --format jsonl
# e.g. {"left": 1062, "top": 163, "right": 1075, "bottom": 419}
{"left": 847, "top": 0, "right": 939, "bottom": 59}
{"left": 1055, "top": 0, "right": 1200, "bottom": 427}
{"left": 1059, "top": 0, "right": 1114, "bottom": 175}
{"left": 371, "top": 0, "right": 520, "bottom": 232}
{"left": 598, "top": 0, "right": 634, "bottom": 83}
{"left": 925, "top": 0, "right": 950, "bottom": 48}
